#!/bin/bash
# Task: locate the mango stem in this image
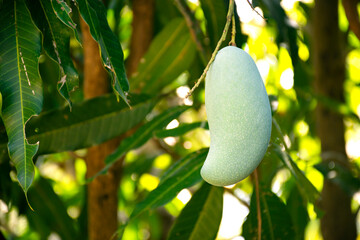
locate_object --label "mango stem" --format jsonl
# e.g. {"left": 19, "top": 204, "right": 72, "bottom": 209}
{"left": 186, "top": 0, "right": 235, "bottom": 98}
{"left": 229, "top": 14, "right": 236, "bottom": 46}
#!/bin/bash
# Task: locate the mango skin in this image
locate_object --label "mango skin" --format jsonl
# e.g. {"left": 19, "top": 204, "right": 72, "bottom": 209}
{"left": 201, "top": 46, "right": 272, "bottom": 186}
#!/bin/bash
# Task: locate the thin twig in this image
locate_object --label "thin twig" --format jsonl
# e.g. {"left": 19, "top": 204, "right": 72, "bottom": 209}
{"left": 246, "top": 0, "right": 266, "bottom": 20}
{"left": 254, "top": 168, "right": 262, "bottom": 240}
{"left": 186, "top": 0, "right": 235, "bottom": 98}
{"left": 174, "top": 0, "right": 209, "bottom": 64}
{"left": 229, "top": 14, "right": 236, "bottom": 46}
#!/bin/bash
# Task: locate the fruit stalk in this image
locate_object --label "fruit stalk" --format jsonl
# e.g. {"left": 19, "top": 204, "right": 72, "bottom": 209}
{"left": 186, "top": 0, "right": 235, "bottom": 97}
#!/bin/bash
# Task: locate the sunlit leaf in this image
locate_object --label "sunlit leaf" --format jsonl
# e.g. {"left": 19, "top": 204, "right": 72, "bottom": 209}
{"left": 272, "top": 143, "right": 320, "bottom": 204}
{"left": 242, "top": 188, "right": 295, "bottom": 240}
{"left": 0, "top": 0, "right": 43, "bottom": 193}
{"left": 131, "top": 18, "right": 196, "bottom": 93}
{"left": 25, "top": 94, "right": 154, "bottom": 154}
{"left": 26, "top": 0, "right": 78, "bottom": 108}
{"left": 271, "top": 118, "right": 320, "bottom": 204}
{"left": 155, "top": 121, "right": 208, "bottom": 138}
{"left": 167, "top": 183, "right": 223, "bottom": 240}
{"left": 76, "top": 0, "right": 129, "bottom": 104}
{"left": 130, "top": 148, "right": 208, "bottom": 220}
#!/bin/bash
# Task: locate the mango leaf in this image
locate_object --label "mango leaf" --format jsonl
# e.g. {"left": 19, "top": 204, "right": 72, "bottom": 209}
{"left": 76, "top": 0, "right": 129, "bottom": 104}
{"left": 131, "top": 18, "right": 196, "bottom": 94}
{"left": 155, "top": 0, "right": 182, "bottom": 28}
{"left": 272, "top": 143, "right": 320, "bottom": 204}
{"left": 50, "top": 0, "right": 81, "bottom": 43}
{"left": 130, "top": 148, "right": 208, "bottom": 220}
{"left": 27, "top": 177, "right": 77, "bottom": 240}
{"left": 155, "top": 121, "right": 208, "bottom": 138}
{"left": 25, "top": 94, "right": 154, "bottom": 155}
{"left": 242, "top": 188, "right": 295, "bottom": 240}
{"left": 103, "top": 105, "right": 190, "bottom": 170}
{"left": 26, "top": 0, "right": 78, "bottom": 107}
{"left": 167, "top": 183, "right": 223, "bottom": 240}
{"left": 286, "top": 186, "right": 309, "bottom": 240}
{"left": 271, "top": 118, "right": 320, "bottom": 204}
{"left": 0, "top": 0, "right": 43, "bottom": 194}
{"left": 199, "top": 0, "right": 226, "bottom": 49}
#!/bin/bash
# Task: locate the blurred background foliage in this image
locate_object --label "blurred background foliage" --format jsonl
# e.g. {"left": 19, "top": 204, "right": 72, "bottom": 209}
{"left": 0, "top": 0, "right": 360, "bottom": 239}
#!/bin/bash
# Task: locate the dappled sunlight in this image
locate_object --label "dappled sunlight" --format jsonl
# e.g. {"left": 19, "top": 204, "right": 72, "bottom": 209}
{"left": 217, "top": 192, "right": 249, "bottom": 239}
{"left": 176, "top": 189, "right": 192, "bottom": 204}
{"left": 139, "top": 173, "right": 159, "bottom": 192}
{"left": 280, "top": 68, "right": 295, "bottom": 90}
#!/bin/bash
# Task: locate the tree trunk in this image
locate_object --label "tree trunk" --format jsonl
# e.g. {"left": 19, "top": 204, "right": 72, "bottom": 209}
{"left": 80, "top": 19, "right": 122, "bottom": 240}
{"left": 313, "top": 0, "right": 357, "bottom": 239}
{"left": 80, "top": 0, "right": 155, "bottom": 238}
{"left": 126, "top": 0, "right": 155, "bottom": 78}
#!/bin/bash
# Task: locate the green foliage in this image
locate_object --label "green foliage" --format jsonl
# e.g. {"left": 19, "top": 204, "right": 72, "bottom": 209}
{"left": 26, "top": 0, "right": 79, "bottom": 107}
{"left": 50, "top": 0, "right": 81, "bottom": 43}
{"left": 155, "top": 121, "right": 208, "bottom": 138}
{"left": 1, "top": 0, "right": 359, "bottom": 239}
{"left": 25, "top": 94, "right": 154, "bottom": 154}
{"left": 131, "top": 18, "right": 196, "bottom": 93}
{"left": 0, "top": 0, "right": 43, "bottom": 194}
{"left": 243, "top": 188, "right": 295, "bottom": 240}
{"left": 103, "top": 105, "right": 190, "bottom": 173}
{"left": 167, "top": 183, "right": 223, "bottom": 240}
{"left": 76, "top": 0, "right": 129, "bottom": 103}
{"left": 199, "top": 0, "right": 227, "bottom": 49}
{"left": 27, "top": 177, "right": 77, "bottom": 240}
{"left": 130, "top": 148, "right": 208, "bottom": 220}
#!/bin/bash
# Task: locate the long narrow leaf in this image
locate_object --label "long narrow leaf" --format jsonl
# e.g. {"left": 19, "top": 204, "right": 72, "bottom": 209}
{"left": 242, "top": 188, "right": 295, "bottom": 240}
{"left": 155, "top": 121, "right": 208, "bottom": 138}
{"left": 272, "top": 144, "right": 320, "bottom": 204}
{"left": 50, "top": 0, "right": 81, "bottom": 43}
{"left": 25, "top": 94, "right": 154, "bottom": 155}
{"left": 199, "top": 0, "right": 226, "bottom": 49}
{"left": 76, "top": 0, "right": 129, "bottom": 104}
{"left": 131, "top": 18, "right": 196, "bottom": 93}
{"left": 286, "top": 186, "right": 309, "bottom": 240}
{"left": 167, "top": 183, "right": 223, "bottom": 240}
{"left": 130, "top": 148, "right": 208, "bottom": 220}
{"left": 26, "top": 0, "right": 78, "bottom": 107}
{"left": 104, "top": 105, "right": 190, "bottom": 167}
{"left": 271, "top": 118, "right": 320, "bottom": 204}
{"left": 0, "top": 0, "right": 43, "bottom": 193}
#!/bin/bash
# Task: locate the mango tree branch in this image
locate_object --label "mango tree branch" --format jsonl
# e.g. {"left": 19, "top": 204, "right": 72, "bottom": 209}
{"left": 186, "top": 0, "right": 235, "bottom": 98}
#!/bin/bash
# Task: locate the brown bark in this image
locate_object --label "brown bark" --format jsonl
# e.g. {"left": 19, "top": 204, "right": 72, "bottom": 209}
{"left": 126, "top": 0, "right": 155, "bottom": 78}
{"left": 313, "top": 0, "right": 357, "bottom": 239}
{"left": 80, "top": 0, "right": 155, "bottom": 238}
{"left": 80, "top": 19, "right": 122, "bottom": 240}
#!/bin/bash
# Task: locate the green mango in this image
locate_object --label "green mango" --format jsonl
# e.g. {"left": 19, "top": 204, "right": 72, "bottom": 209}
{"left": 201, "top": 46, "right": 272, "bottom": 186}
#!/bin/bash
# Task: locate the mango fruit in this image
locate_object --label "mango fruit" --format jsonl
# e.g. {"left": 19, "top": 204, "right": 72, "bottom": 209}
{"left": 201, "top": 46, "right": 272, "bottom": 186}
